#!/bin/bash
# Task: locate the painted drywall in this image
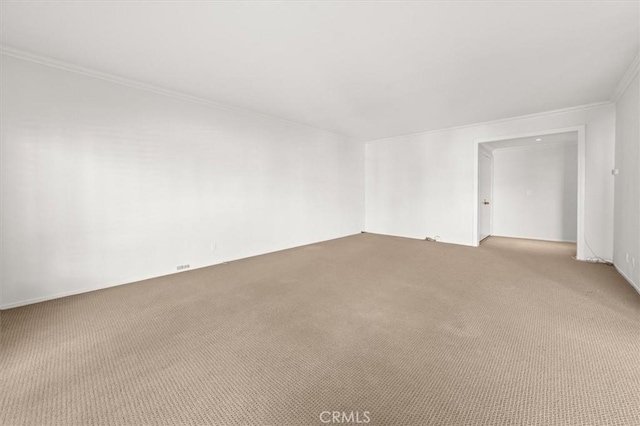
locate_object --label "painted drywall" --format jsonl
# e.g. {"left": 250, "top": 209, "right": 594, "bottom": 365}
{"left": 0, "top": 55, "right": 365, "bottom": 308}
{"left": 492, "top": 142, "right": 578, "bottom": 242}
{"left": 365, "top": 103, "right": 615, "bottom": 260}
{"left": 613, "top": 73, "right": 639, "bottom": 291}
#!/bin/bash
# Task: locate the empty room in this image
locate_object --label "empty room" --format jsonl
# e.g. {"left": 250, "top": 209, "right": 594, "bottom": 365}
{"left": 1, "top": 1, "right": 639, "bottom": 425}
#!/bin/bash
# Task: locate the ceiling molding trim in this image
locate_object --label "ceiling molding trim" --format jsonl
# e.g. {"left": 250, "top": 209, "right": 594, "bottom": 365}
{"left": 363, "top": 101, "right": 613, "bottom": 144}
{"left": 0, "top": 45, "right": 353, "bottom": 141}
{"left": 610, "top": 53, "right": 640, "bottom": 103}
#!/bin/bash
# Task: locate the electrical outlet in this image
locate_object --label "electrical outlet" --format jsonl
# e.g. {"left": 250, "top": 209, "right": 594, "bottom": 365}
{"left": 632, "top": 258, "right": 636, "bottom": 268}
{"left": 177, "top": 264, "right": 190, "bottom": 271}
{"left": 626, "top": 252, "right": 630, "bottom": 263}
{"left": 210, "top": 242, "right": 217, "bottom": 252}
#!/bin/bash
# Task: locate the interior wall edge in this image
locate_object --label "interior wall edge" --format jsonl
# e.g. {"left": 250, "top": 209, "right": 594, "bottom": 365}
{"left": 614, "top": 263, "right": 640, "bottom": 295}
{"left": 610, "top": 52, "right": 640, "bottom": 103}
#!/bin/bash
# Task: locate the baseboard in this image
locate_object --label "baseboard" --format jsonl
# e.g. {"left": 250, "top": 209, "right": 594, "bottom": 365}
{"left": 0, "top": 263, "right": 228, "bottom": 310}
{"left": 0, "top": 232, "right": 362, "bottom": 310}
{"left": 362, "top": 230, "right": 473, "bottom": 247}
{"left": 614, "top": 264, "right": 640, "bottom": 295}
{"left": 1, "top": 283, "right": 134, "bottom": 310}
{"left": 490, "top": 234, "right": 577, "bottom": 244}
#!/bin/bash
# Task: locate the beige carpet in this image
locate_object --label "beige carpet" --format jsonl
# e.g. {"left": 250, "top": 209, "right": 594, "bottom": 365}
{"left": 1, "top": 234, "right": 639, "bottom": 425}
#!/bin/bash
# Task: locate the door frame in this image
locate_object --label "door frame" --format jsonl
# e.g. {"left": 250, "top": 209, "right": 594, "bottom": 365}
{"left": 478, "top": 145, "right": 493, "bottom": 242}
{"left": 471, "top": 125, "right": 586, "bottom": 259}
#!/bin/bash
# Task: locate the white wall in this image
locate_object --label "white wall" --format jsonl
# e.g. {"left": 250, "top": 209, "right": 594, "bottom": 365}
{"left": 365, "top": 103, "right": 615, "bottom": 259}
{"left": 613, "top": 74, "right": 640, "bottom": 291}
{"left": 492, "top": 142, "right": 578, "bottom": 242}
{"left": 0, "top": 55, "right": 365, "bottom": 309}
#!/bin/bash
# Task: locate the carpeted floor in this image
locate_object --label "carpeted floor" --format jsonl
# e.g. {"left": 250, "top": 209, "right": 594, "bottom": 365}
{"left": 1, "top": 233, "right": 639, "bottom": 425}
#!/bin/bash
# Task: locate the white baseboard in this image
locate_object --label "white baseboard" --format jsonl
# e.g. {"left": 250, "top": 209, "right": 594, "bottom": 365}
{"left": 362, "top": 230, "right": 472, "bottom": 247}
{"left": 1, "top": 285, "right": 122, "bottom": 310}
{"left": 614, "top": 264, "right": 640, "bottom": 295}
{"left": 0, "top": 232, "right": 362, "bottom": 310}
{"left": 0, "top": 267, "right": 212, "bottom": 310}
{"left": 490, "top": 234, "right": 577, "bottom": 244}
{"left": 0, "top": 261, "right": 234, "bottom": 310}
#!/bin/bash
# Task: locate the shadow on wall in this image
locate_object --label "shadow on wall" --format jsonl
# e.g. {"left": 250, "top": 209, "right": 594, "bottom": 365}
{"left": 561, "top": 142, "right": 579, "bottom": 242}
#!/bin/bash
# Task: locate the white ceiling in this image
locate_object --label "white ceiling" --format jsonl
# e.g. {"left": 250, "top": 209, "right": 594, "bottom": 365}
{"left": 482, "top": 131, "right": 578, "bottom": 152}
{"left": 1, "top": 1, "right": 638, "bottom": 141}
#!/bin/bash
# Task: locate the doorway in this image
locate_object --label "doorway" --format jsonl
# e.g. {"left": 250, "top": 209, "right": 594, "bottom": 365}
{"left": 472, "top": 126, "right": 587, "bottom": 259}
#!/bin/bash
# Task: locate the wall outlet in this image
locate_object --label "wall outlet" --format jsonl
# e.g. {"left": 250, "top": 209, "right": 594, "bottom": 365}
{"left": 626, "top": 252, "right": 630, "bottom": 263}
{"left": 177, "top": 264, "right": 190, "bottom": 271}
{"left": 210, "top": 242, "right": 217, "bottom": 252}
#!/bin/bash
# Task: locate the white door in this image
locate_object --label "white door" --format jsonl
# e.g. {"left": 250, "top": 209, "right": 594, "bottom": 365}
{"left": 478, "top": 151, "right": 492, "bottom": 242}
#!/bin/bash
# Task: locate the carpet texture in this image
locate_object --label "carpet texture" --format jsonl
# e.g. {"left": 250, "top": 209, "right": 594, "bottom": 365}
{"left": 1, "top": 234, "right": 639, "bottom": 425}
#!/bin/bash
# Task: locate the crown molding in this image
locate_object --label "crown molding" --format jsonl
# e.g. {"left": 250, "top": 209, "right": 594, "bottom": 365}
{"left": 0, "top": 45, "right": 352, "bottom": 141}
{"left": 364, "top": 101, "right": 612, "bottom": 144}
{"left": 1, "top": 44, "right": 624, "bottom": 143}
{"left": 610, "top": 53, "right": 640, "bottom": 103}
